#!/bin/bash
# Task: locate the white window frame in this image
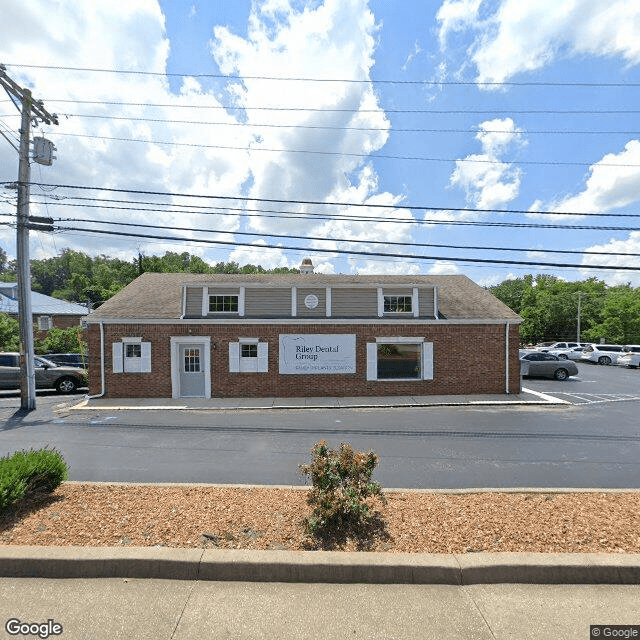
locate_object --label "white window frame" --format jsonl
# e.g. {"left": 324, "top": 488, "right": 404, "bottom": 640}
{"left": 112, "top": 337, "right": 151, "bottom": 373}
{"left": 377, "top": 289, "right": 419, "bottom": 317}
{"left": 202, "top": 287, "right": 245, "bottom": 316}
{"left": 37, "top": 316, "right": 52, "bottom": 330}
{"left": 229, "top": 338, "right": 268, "bottom": 373}
{"left": 366, "top": 337, "right": 433, "bottom": 381}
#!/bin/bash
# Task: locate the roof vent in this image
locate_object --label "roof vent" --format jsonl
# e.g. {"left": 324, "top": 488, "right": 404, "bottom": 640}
{"left": 299, "top": 258, "right": 314, "bottom": 274}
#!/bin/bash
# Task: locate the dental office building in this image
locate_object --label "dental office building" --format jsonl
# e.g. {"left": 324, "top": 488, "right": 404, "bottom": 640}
{"left": 85, "top": 262, "right": 522, "bottom": 399}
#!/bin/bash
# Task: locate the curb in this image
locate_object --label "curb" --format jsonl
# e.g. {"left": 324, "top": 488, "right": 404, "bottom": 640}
{"left": 1, "top": 547, "right": 639, "bottom": 584}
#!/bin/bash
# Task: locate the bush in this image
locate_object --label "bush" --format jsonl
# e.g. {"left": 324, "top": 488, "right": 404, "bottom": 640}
{"left": 0, "top": 448, "right": 68, "bottom": 513}
{"left": 299, "top": 440, "right": 386, "bottom": 535}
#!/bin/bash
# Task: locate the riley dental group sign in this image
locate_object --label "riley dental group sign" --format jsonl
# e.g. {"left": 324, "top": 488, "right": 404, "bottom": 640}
{"left": 279, "top": 334, "right": 356, "bottom": 374}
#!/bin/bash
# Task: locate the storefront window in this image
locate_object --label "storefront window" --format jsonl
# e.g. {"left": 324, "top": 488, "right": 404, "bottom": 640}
{"left": 376, "top": 343, "right": 421, "bottom": 379}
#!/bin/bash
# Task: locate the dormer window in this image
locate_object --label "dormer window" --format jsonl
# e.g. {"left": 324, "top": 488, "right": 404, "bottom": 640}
{"left": 384, "top": 296, "right": 412, "bottom": 313}
{"left": 209, "top": 295, "right": 238, "bottom": 313}
{"left": 202, "top": 287, "right": 245, "bottom": 316}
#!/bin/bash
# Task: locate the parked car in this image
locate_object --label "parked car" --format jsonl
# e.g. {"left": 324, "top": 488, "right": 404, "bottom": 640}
{"left": 520, "top": 352, "right": 579, "bottom": 380}
{"left": 547, "top": 346, "right": 585, "bottom": 360}
{"left": 44, "top": 353, "right": 87, "bottom": 368}
{"left": 617, "top": 345, "right": 640, "bottom": 368}
{"left": 0, "top": 353, "right": 86, "bottom": 394}
{"left": 537, "top": 341, "right": 589, "bottom": 352}
{"left": 580, "top": 344, "right": 625, "bottom": 365}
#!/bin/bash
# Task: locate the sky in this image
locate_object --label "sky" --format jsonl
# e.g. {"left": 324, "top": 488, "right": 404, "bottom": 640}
{"left": 2, "top": 0, "right": 640, "bottom": 286}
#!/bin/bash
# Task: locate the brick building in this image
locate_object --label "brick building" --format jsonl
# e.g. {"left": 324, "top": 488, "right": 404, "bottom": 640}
{"left": 0, "top": 282, "right": 88, "bottom": 338}
{"left": 85, "top": 267, "right": 522, "bottom": 399}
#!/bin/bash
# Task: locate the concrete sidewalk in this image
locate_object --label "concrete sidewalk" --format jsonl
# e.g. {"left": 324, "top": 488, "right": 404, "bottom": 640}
{"left": 2, "top": 577, "right": 639, "bottom": 640}
{"left": 72, "top": 387, "right": 567, "bottom": 411}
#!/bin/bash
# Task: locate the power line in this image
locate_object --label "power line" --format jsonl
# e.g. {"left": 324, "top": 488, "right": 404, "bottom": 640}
{"left": 6, "top": 111, "right": 639, "bottom": 136}
{"left": 21, "top": 182, "right": 640, "bottom": 220}
{"left": 48, "top": 223, "right": 640, "bottom": 271}
{"left": 50, "top": 214, "right": 640, "bottom": 258}
{"left": 7, "top": 63, "right": 640, "bottom": 87}
{"left": 30, "top": 132, "right": 640, "bottom": 167}
{"left": 5, "top": 98, "right": 640, "bottom": 115}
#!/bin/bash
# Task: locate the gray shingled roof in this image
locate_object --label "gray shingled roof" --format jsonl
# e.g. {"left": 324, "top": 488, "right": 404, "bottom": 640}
{"left": 87, "top": 272, "right": 521, "bottom": 322}
{"left": 0, "top": 284, "right": 89, "bottom": 315}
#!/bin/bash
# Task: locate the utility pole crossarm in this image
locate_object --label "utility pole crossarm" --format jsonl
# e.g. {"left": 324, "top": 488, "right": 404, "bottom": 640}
{"left": 0, "top": 64, "right": 58, "bottom": 125}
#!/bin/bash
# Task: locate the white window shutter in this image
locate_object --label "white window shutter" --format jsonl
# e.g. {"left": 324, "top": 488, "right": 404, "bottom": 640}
{"left": 140, "top": 342, "right": 152, "bottom": 373}
{"left": 366, "top": 343, "right": 378, "bottom": 381}
{"left": 377, "top": 288, "right": 384, "bottom": 317}
{"left": 257, "top": 342, "right": 268, "bottom": 372}
{"left": 422, "top": 342, "right": 433, "bottom": 380}
{"left": 229, "top": 342, "right": 240, "bottom": 372}
{"left": 201, "top": 287, "right": 209, "bottom": 316}
{"left": 238, "top": 287, "right": 245, "bottom": 316}
{"left": 112, "top": 342, "right": 123, "bottom": 373}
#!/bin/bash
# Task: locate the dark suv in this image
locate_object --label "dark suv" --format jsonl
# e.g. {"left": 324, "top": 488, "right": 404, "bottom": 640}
{"left": 0, "top": 353, "right": 86, "bottom": 394}
{"left": 44, "top": 353, "right": 87, "bottom": 368}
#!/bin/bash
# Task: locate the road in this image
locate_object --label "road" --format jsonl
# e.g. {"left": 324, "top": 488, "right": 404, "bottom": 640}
{"left": 0, "top": 363, "right": 639, "bottom": 488}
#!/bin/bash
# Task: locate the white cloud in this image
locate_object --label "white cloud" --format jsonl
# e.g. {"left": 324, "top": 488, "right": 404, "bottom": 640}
{"left": 530, "top": 140, "right": 640, "bottom": 218}
{"left": 427, "top": 260, "right": 461, "bottom": 275}
{"left": 436, "top": 0, "right": 483, "bottom": 49}
{"left": 580, "top": 232, "right": 640, "bottom": 286}
{"left": 0, "top": 0, "right": 404, "bottom": 275}
{"left": 449, "top": 118, "right": 525, "bottom": 210}
{"left": 210, "top": 0, "right": 405, "bottom": 270}
{"left": 437, "top": 0, "right": 640, "bottom": 84}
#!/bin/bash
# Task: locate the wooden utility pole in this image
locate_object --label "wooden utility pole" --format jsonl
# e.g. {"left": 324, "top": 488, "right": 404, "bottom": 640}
{"left": 0, "top": 64, "right": 58, "bottom": 410}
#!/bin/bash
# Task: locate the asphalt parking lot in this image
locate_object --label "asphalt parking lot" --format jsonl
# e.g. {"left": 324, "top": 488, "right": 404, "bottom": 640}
{"left": 522, "top": 358, "right": 640, "bottom": 405}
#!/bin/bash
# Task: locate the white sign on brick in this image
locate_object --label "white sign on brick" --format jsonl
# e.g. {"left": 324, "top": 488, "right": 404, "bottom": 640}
{"left": 279, "top": 334, "right": 356, "bottom": 374}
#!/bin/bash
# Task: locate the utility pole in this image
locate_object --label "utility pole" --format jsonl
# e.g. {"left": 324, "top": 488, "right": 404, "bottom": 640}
{"left": 0, "top": 64, "right": 58, "bottom": 410}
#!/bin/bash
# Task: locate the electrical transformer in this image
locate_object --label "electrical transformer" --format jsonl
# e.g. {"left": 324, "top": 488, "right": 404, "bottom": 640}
{"left": 32, "top": 136, "right": 57, "bottom": 165}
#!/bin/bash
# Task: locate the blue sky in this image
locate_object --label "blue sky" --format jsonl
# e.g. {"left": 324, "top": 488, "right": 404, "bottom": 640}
{"left": 2, "top": 0, "right": 640, "bottom": 286}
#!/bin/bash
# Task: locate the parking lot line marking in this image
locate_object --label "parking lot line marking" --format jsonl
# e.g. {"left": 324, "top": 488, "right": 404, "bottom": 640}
{"left": 549, "top": 392, "right": 640, "bottom": 405}
{"left": 521, "top": 387, "right": 571, "bottom": 404}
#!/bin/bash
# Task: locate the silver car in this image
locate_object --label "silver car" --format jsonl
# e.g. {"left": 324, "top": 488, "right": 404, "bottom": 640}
{"left": 520, "top": 352, "right": 579, "bottom": 380}
{"left": 0, "top": 352, "right": 86, "bottom": 394}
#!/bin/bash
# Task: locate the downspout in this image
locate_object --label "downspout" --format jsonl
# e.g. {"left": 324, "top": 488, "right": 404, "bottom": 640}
{"left": 505, "top": 321, "right": 510, "bottom": 394}
{"left": 86, "top": 321, "right": 106, "bottom": 399}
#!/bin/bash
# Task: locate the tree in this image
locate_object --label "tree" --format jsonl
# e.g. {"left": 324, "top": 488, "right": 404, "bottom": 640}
{"left": 39, "top": 326, "right": 87, "bottom": 355}
{"left": 0, "top": 313, "right": 20, "bottom": 351}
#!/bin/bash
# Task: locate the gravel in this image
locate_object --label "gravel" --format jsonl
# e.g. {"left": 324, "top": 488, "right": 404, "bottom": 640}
{"left": 1, "top": 484, "right": 639, "bottom": 553}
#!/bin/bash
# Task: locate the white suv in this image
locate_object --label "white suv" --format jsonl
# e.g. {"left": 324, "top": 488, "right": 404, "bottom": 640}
{"left": 617, "top": 345, "right": 640, "bottom": 368}
{"left": 580, "top": 344, "right": 625, "bottom": 365}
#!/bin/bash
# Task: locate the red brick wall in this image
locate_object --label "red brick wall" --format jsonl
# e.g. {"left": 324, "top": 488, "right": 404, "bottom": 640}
{"left": 87, "top": 322, "right": 521, "bottom": 398}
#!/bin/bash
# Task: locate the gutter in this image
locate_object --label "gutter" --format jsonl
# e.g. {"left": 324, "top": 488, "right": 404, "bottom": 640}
{"left": 86, "top": 321, "right": 106, "bottom": 399}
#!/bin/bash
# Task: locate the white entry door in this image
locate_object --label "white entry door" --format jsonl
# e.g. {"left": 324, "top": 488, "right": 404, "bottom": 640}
{"left": 179, "top": 344, "right": 205, "bottom": 397}
{"left": 171, "top": 337, "right": 211, "bottom": 398}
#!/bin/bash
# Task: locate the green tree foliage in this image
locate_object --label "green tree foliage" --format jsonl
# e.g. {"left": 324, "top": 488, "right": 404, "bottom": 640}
{"left": 23, "top": 248, "right": 298, "bottom": 308}
{"left": 30, "top": 249, "right": 138, "bottom": 307}
{"left": 0, "top": 313, "right": 20, "bottom": 351}
{"left": 490, "top": 275, "right": 640, "bottom": 345}
{"left": 39, "top": 326, "right": 87, "bottom": 356}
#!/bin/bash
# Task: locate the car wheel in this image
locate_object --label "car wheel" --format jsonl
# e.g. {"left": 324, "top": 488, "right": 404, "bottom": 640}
{"left": 55, "top": 377, "right": 78, "bottom": 394}
{"left": 557, "top": 354, "right": 568, "bottom": 359}
{"left": 598, "top": 356, "right": 612, "bottom": 365}
{"left": 554, "top": 368, "right": 569, "bottom": 380}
